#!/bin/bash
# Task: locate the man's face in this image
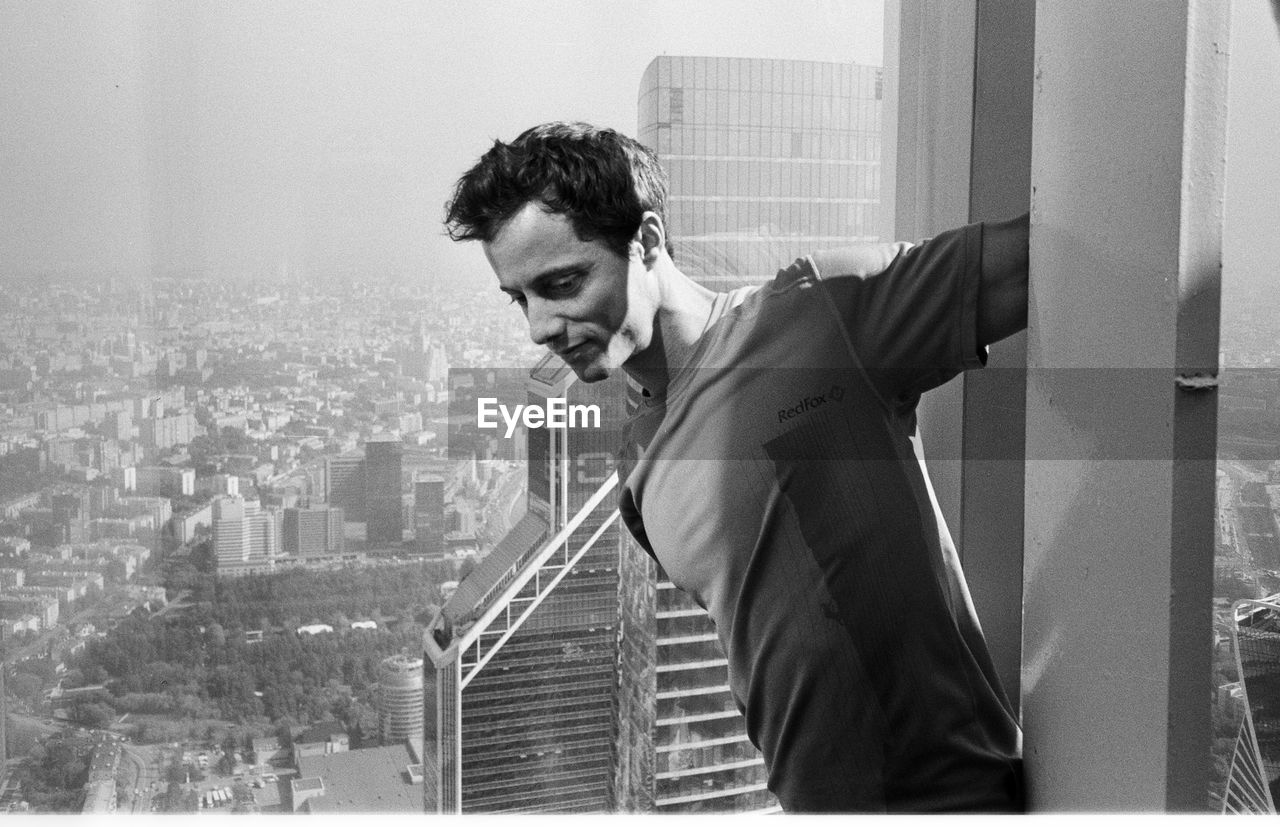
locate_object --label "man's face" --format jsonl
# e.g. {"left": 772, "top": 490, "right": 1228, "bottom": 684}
{"left": 483, "top": 202, "right": 656, "bottom": 382}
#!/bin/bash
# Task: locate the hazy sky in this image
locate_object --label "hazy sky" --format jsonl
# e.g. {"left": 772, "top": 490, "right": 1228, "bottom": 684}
{"left": 0, "top": 0, "right": 881, "bottom": 284}
{"left": 0, "top": 1, "right": 1274, "bottom": 297}
{"left": 1223, "top": 0, "right": 1280, "bottom": 303}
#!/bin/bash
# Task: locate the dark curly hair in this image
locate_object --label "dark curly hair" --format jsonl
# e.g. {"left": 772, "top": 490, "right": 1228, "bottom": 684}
{"left": 444, "top": 121, "right": 672, "bottom": 259}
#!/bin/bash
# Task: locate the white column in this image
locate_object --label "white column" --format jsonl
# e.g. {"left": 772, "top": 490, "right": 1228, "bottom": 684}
{"left": 1022, "top": 0, "right": 1228, "bottom": 810}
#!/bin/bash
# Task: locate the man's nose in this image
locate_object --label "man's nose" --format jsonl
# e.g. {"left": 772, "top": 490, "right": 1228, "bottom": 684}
{"left": 525, "top": 297, "right": 566, "bottom": 347}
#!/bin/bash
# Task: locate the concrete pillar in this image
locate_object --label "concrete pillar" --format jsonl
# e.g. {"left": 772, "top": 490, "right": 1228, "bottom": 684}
{"left": 1021, "top": 0, "right": 1228, "bottom": 810}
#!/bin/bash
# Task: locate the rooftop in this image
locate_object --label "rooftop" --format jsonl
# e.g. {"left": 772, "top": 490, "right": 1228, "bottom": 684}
{"left": 295, "top": 744, "right": 420, "bottom": 813}
{"left": 441, "top": 511, "right": 547, "bottom": 625}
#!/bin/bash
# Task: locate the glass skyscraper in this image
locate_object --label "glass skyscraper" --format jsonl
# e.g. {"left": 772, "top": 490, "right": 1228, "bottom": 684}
{"left": 422, "top": 360, "right": 631, "bottom": 813}
{"left": 638, "top": 56, "right": 883, "bottom": 289}
{"left": 364, "top": 436, "right": 403, "bottom": 544}
{"left": 1222, "top": 597, "right": 1280, "bottom": 813}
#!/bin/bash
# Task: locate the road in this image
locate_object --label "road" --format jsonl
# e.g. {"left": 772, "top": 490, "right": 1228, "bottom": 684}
{"left": 118, "top": 743, "right": 162, "bottom": 814}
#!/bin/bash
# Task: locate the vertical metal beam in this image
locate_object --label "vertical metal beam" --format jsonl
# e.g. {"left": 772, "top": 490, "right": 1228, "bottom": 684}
{"left": 891, "top": 0, "right": 977, "bottom": 575}
{"left": 1167, "top": 0, "right": 1229, "bottom": 807}
{"left": 960, "top": 0, "right": 1034, "bottom": 714}
{"left": 1023, "top": 0, "right": 1228, "bottom": 809}
{"left": 891, "top": 0, "right": 1031, "bottom": 714}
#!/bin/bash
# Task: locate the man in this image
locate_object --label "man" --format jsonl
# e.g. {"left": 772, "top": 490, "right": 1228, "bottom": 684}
{"left": 445, "top": 121, "right": 1028, "bottom": 813}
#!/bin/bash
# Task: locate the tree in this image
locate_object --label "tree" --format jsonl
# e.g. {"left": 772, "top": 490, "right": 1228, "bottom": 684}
{"left": 217, "top": 751, "right": 236, "bottom": 775}
{"left": 9, "top": 671, "right": 44, "bottom": 704}
{"left": 191, "top": 541, "right": 217, "bottom": 574}
{"left": 71, "top": 701, "right": 116, "bottom": 730}
{"left": 274, "top": 718, "right": 296, "bottom": 748}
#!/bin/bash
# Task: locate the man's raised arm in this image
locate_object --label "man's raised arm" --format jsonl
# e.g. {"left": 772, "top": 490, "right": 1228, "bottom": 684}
{"left": 977, "top": 212, "right": 1029, "bottom": 348}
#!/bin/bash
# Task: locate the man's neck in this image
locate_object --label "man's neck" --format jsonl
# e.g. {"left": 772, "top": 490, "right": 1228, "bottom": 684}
{"left": 623, "top": 261, "right": 719, "bottom": 399}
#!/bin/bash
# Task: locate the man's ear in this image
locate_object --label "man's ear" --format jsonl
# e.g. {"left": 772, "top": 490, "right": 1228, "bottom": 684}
{"left": 634, "top": 211, "right": 667, "bottom": 266}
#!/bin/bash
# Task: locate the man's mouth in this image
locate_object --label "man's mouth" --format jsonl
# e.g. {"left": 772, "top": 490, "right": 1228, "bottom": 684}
{"left": 556, "top": 342, "right": 588, "bottom": 360}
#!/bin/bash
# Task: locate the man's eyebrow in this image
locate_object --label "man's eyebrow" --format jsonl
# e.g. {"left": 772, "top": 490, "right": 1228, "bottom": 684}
{"left": 529, "top": 263, "right": 590, "bottom": 284}
{"left": 498, "top": 262, "right": 593, "bottom": 298}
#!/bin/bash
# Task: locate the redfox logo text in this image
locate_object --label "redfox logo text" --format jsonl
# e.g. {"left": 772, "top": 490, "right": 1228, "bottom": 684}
{"left": 476, "top": 397, "right": 602, "bottom": 438}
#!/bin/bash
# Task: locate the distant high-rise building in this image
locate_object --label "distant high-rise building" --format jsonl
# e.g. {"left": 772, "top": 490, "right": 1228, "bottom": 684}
{"left": 413, "top": 475, "right": 445, "bottom": 556}
{"left": 250, "top": 506, "right": 282, "bottom": 562}
{"left": 325, "top": 452, "right": 365, "bottom": 521}
{"left": 639, "top": 56, "right": 883, "bottom": 289}
{"left": 213, "top": 495, "right": 280, "bottom": 574}
{"left": 50, "top": 490, "right": 90, "bottom": 545}
{"left": 138, "top": 411, "right": 198, "bottom": 454}
{"left": 212, "top": 495, "right": 250, "bottom": 566}
{"left": 283, "top": 505, "right": 344, "bottom": 557}
{"left": 424, "top": 357, "right": 629, "bottom": 813}
{"left": 364, "top": 437, "right": 403, "bottom": 545}
{"left": 379, "top": 654, "right": 425, "bottom": 752}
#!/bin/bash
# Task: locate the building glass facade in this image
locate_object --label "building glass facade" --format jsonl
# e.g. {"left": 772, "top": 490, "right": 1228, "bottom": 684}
{"left": 638, "top": 56, "right": 883, "bottom": 288}
{"left": 423, "top": 360, "right": 632, "bottom": 813}
{"left": 379, "top": 653, "right": 425, "bottom": 751}
{"left": 364, "top": 437, "right": 403, "bottom": 544}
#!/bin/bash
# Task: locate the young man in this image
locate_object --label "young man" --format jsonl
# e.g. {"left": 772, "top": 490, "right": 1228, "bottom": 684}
{"left": 445, "top": 121, "right": 1028, "bottom": 813}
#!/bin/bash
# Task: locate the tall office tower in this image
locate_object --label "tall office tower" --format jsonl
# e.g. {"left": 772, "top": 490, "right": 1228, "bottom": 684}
{"left": 378, "top": 654, "right": 425, "bottom": 752}
{"left": 638, "top": 56, "right": 882, "bottom": 289}
{"left": 324, "top": 452, "right": 365, "bottom": 521}
{"left": 213, "top": 495, "right": 278, "bottom": 570}
{"left": 212, "top": 495, "right": 250, "bottom": 566}
{"left": 283, "top": 505, "right": 344, "bottom": 557}
{"left": 50, "top": 491, "right": 90, "bottom": 545}
{"left": 413, "top": 474, "right": 446, "bottom": 556}
{"left": 424, "top": 357, "right": 630, "bottom": 813}
{"left": 249, "top": 506, "right": 282, "bottom": 562}
{"left": 327, "top": 508, "right": 344, "bottom": 555}
{"left": 364, "top": 437, "right": 403, "bottom": 544}
{"left": 1222, "top": 597, "right": 1280, "bottom": 813}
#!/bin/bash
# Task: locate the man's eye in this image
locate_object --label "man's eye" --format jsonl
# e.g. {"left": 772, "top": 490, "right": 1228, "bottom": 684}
{"left": 545, "top": 274, "right": 581, "bottom": 295}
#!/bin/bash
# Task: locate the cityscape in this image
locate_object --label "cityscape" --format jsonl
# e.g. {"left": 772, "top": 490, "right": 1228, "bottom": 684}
{"left": 2, "top": 5, "right": 1279, "bottom": 816}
